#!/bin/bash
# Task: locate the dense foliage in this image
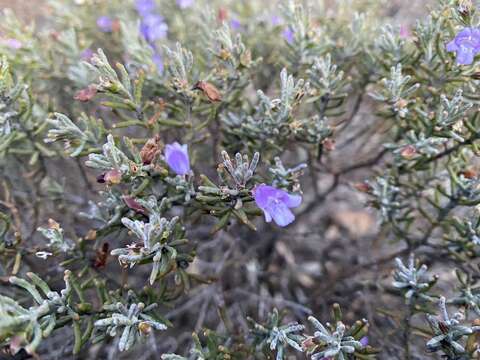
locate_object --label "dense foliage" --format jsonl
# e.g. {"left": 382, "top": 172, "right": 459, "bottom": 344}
{"left": 3, "top": 0, "right": 480, "bottom": 359}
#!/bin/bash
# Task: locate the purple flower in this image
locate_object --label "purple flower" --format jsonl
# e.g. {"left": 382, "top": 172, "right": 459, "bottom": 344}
{"left": 446, "top": 27, "right": 480, "bottom": 65}
{"left": 399, "top": 25, "right": 410, "bottom": 39}
{"left": 135, "top": 0, "right": 156, "bottom": 16}
{"left": 253, "top": 184, "right": 302, "bottom": 227}
{"left": 152, "top": 53, "right": 164, "bottom": 74}
{"left": 1, "top": 38, "right": 22, "bottom": 49}
{"left": 176, "top": 0, "right": 194, "bottom": 9}
{"left": 270, "top": 15, "right": 283, "bottom": 27}
{"left": 140, "top": 13, "right": 168, "bottom": 42}
{"left": 283, "top": 27, "right": 294, "bottom": 44}
{"left": 360, "top": 336, "right": 369, "bottom": 347}
{"left": 80, "top": 48, "right": 94, "bottom": 61}
{"left": 230, "top": 19, "right": 242, "bottom": 31}
{"left": 97, "top": 16, "right": 113, "bottom": 32}
{"left": 165, "top": 142, "right": 190, "bottom": 175}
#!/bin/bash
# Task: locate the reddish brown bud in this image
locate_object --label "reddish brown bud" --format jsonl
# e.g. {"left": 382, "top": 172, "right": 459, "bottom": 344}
{"left": 400, "top": 145, "right": 416, "bottom": 159}
{"left": 123, "top": 196, "right": 147, "bottom": 214}
{"left": 104, "top": 169, "right": 122, "bottom": 185}
{"left": 74, "top": 85, "right": 97, "bottom": 102}
{"left": 48, "top": 218, "right": 61, "bottom": 230}
{"left": 218, "top": 7, "right": 228, "bottom": 22}
{"left": 194, "top": 81, "right": 222, "bottom": 102}
{"left": 93, "top": 242, "right": 109, "bottom": 268}
{"left": 322, "top": 138, "right": 335, "bottom": 151}
{"left": 460, "top": 169, "right": 477, "bottom": 179}
{"left": 140, "top": 135, "right": 163, "bottom": 165}
{"left": 354, "top": 182, "right": 372, "bottom": 193}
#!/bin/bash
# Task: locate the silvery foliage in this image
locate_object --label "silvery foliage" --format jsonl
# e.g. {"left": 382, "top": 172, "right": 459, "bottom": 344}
{"left": 0, "top": 56, "right": 22, "bottom": 138}
{"left": 163, "top": 42, "right": 195, "bottom": 98}
{"left": 248, "top": 308, "right": 305, "bottom": 360}
{"left": 368, "top": 176, "right": 403, "bottom": 224}
{"left": 37, "top": 219, "right": 73, "bottom": 253}
{"left": 218, "top": 150, "right": 259, "bottom": 189}
{"left": 388, "top": 130, "right": 448, "bottom": 159}
{"left": 307, "top": 53, "right": 347, "bottom": 99}
{"left": 306, "top": 316, "right": 364, "bottom": 360}
{"left": 94, "top": 301, "right": 166, "bottom": 352}
{"left": 370, "top": 64, "right": 420, "bottom": 118}
{"left": 222, "top": 68, "right": 309, "bottom": 145}
{"left": 450, "top": 269, "right": 480, "bottom": 317}
{"left": 0, "top": 271, "right": 74, "bottom": 353}
{"left": 269, "top": 156, "right": 307, "bottom": 191}
{"left": 392, "top": 254, "right": 437, "bottom": 303}
{"left": 45, "top": 112, "right": 105, "bottom": 157}
{"left": 111, "top": 197, "right": 182, "bottom": 285}
{"left": 85, "top": 134, "right": 147, "bottom": 179}
{"left": 426, "top": 297, "right": 480, "bottom": 357}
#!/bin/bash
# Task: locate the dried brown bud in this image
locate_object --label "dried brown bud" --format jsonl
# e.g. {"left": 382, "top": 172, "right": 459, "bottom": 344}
{"left": 138, "top": 321, "right": 152, "bottom": 335}
{"left": 140, "top": 135, "right": 163, "bottom": 165}
{"left": 194, "top": 81, "right": 222, "bottom": 102}
{"left": 354, "top": 182, "right": 372, "bottom": 193}
{"left": 460, "top": 169, "right": 477, "bottom": 179}
{"left": 74, "top": 85, "right": 97, "bottom": 102}
{"left": 104, "top": 169, "right": 122, "bottom": 185}
{"left": 123, "top": 196, "right": 147, "bottom": 214}
{"left": 218, "top": 7, "right": 228, "bottom": 22}
{"left": 85, "top": 229, "right": 97, "bottom": 241}
{"left": 322, "top": 138, "right": 335, "bottom": 151}
{"left": 93, "top": 242, "right": 109, "bottom": 269}
{"left": 400, "top": 145, "right": 417, "bottom": 159}
{"left": 48, "top": 218, "right": 61, "bottom": 230}
{"left": 240, "top": 49, "right": 252, "bottom": 67}
{"left": 302, "top": 336, "right": 316, "bottom": 351}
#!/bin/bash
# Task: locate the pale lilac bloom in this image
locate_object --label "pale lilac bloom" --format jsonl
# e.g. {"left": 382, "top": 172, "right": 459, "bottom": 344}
{"left": 80, "top": 48, "right": 94, "bottom": 61}
{"left": 253, "top": 184, "right": 302, "bottom": 227}
{"left": 283, "top": 27, "right": 294, "bottom": 44}
{"left": 176, "top": 0, "right": 194, "bottom": 9}
{"left": 1, "top": 38, "right": 22, "bottom": 49}
{"left": 270, "top": 15, "right": 283, "bottom": 27}
{"left": 360, "top": 336, "right": 369, "bottom": 347}
{"left": 230, "top": 19, "right": 242, "bottom": 31}
{"left": 140, "top": 13, "right": 168, "bottom": 42}
{"left": 446, "top": 27, "right": 480, "bottom": 65}
{"left": 135, "top": 0, "right": 156, "bottom": 16}
{"left": 165, "top": 142, "right": 190, "bottom": 175}
{"left": 399, "top": 25, "right": 410, "bottom": 39}
{"left": 152, "top": 53, "right": 164, "bottom": 74}
{"left": 97, "top": 16, "right": 113, "bottom": 32}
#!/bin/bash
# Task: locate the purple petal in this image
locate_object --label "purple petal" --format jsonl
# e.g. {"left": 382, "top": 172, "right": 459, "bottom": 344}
{"left": 230, "top": 19, "right": 242, "bottom": 31}
{"left": 446, "top": 40, "right": 458, "bottom": 52}
{"left": 140, "top": 14, "right": 168, "bottom": 42}
{"left": 360, "top": 336, "right": 369, "bottom": 346}
{"left": 80, "top": 48, "right": 94, "bottom": 61}
{"left": 97, "top": 16, "right": 113, "bottom": 32}
{"left": 281, "top": 193, "right": 302, "bottom": 208}
{"left": 270, "top": 15, "right": 283, "bottom": 27}
{"left": 152, "top": 53, "right": 164, "bottom": 74}
{"left": 165, "top": 142, "right": 190, "bottom": 175}
{"left": 176, "top": 0, "right": 194, "bottom": 8}
{"left": 253, "top": 184, "right": 301, "bottom": 227}
{"left": 283, "top": 28, "right": 294, "bottom": 44}
{"left": 456, "top": 46, "right": 475, "bottom": 65}
{"left": 268, "top": 200, "right": 295, "bottom": 227}
{"left": 1, "top": 38, "right": 22, "bottom": 49}
{"left": 135, "top": 0, "right": 156, "bottom": 16}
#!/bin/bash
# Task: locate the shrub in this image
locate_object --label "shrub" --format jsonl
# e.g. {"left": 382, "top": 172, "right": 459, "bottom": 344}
{"left": 2, "top": 0, "right": 480, "bottom": 359}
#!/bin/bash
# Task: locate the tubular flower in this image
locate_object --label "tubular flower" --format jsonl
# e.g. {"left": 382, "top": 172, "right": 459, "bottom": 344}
{"left": 96, "top": 16, "right": 113, "bottom": 32}
{"left": 140, "top": 13, "right": 168, "bottom": 42}
{"left": 446, "top": 27, "right": 480, "bottom": 65}
{"left": 165, "top": 142, "right": 190, "bottom": 175}
{"left": 253, "top": 184, "right": 302, "bottom": 227}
